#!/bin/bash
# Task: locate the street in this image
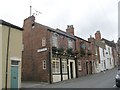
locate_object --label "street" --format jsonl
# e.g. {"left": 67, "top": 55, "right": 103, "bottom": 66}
{"left": 22, "top": 67, "right": 118, "bottom": 88}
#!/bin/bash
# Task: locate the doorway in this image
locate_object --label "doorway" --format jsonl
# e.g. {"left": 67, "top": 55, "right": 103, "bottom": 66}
{"left": 86, "top": 62, "right": 89, "bottom": 74}
{"left": 89, "top": 61, "right": 92, "bottom": 74}
{"left": 70, "top": 62, "right": 73, "bottom": 78}
{"left": 11, "top": 66, "right": 18, "bottom": 88}
{"left": 11, "top": 60, "right": 19, "bottom": 88}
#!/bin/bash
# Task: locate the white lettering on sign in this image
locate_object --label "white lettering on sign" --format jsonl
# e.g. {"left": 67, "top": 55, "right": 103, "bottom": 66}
{"left": 37, "top": 48, "right": 47, "bottom": 53}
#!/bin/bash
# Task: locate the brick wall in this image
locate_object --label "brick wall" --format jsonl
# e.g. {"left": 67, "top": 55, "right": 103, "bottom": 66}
{"left": 22, "top": 16, "right": 50, "bottom": 82}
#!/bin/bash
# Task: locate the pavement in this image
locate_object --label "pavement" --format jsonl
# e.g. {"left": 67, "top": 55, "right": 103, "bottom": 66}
{"left": 21, "top": 67, "right": 118, "bottom": 88}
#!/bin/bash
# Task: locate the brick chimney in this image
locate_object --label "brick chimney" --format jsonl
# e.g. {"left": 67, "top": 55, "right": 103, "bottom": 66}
{"left": 95, "top": 31, "right": 101, "bottom": 41}
{"left": 66, "top": 25, "right": 74, "bottom": 35}
{"left": 23, "top": 15, "right": 35, "bottom": 31}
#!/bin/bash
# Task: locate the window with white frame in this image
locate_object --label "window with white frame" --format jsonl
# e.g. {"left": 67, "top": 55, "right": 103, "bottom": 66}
{"left": 102, "top": 49, "right": 105, "bottom": 57}
{"left": 43, "top": 60, "right": 46, "bottom": 70}
{"left": 52, "top": 58, "right": 60, "bottom": 74}
{"left": 42, "top": 37, "right": 46, "bottom": 47}
{"left": 78, "top": 60, "right": 82, "bottom": 70}
{"left": 52, "top": 33, "right": 58, "bottom": 47}
{"left": 62, "top": 59, "right": 67, "bottom": 73}
{"left": 68, "top": 38, "right": 73, "bottom": 48}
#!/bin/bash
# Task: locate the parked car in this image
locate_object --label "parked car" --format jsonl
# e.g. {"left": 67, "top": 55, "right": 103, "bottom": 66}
{"left": 116, "top": 70, "right": 120, "bottom": 87}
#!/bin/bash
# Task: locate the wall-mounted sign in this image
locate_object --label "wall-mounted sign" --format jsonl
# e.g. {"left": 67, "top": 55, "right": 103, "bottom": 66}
{"left": 37, "top": 48, "right": 47, "bottom": 53}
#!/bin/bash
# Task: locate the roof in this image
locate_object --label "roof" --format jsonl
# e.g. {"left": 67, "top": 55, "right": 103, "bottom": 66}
{"left": 35, "top": 22, "right": 76, "bottom": 40}
{"left": 52, "top": 28, "right": 76, "bottom": 40}
{"left": 0, "top": 20, "right": 23, "bottom": 31}
{"left": 75, "top": 36, "right": 90, "bottom": 43}
{"left": 95, "top": 40, "right": 105, "bottom": 49}
{"left": 102, "top": 38, "right": 116, "bottom": 48}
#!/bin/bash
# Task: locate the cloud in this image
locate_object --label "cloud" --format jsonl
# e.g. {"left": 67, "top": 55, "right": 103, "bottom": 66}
{"left": 0, "top": 0, "right": 119, "bottom": 42}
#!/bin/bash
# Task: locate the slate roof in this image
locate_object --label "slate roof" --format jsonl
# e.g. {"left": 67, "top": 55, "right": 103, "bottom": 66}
{"left": 75, "top": 36, "right": 90, "bottom": 43}
{"left": 35, "top": 22, "right": 76, "bottom": 40}
{"left": 0, "top": 20, "right": 23, "bottom": 30}
{"left": 102, "top": 38, "right": 116, "bottom": 48}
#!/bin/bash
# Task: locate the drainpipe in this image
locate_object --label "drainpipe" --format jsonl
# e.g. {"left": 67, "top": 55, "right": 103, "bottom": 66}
{"left": 67, "top": 56, "right": 69, "bottom": 79}
{"left": 60, "top": 57, "right": 63, "bottom": 81}
{"left": 75, "top": 39, "right": 78, "bottom": 78}
{"left": 48, "top": 50, "right": 52, "bottom": 83}
{"left": 48, "top": 30, "right": 52, "bottom": 84}
{"left": 5, "top": 26, "right": 11, "bottom": 89}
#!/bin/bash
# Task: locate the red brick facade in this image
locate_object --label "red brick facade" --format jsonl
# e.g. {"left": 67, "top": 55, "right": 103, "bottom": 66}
{"left": 22, "top": 16, "right": 77, "bottom": 83}
{"left": 22, "top": 16, "right": 118, "bottom": 83}
{"left": 75, "top": 36, "right": 92, "bottom": 76}
{"left": 22, "top": 16, "right": 51, "bottom": 82}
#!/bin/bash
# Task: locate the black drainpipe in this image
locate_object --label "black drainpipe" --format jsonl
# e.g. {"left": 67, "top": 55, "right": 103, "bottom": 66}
{"left": 67, "top": 56, "right": 69, "bottom": 79}
{"left": 5, "top": 26, "right": 11, "bottom": 89}
{"left": 48, "top": 30, "right": 52, "bottom": 84}
{"left": 48, "top": 50, "right": 52, "bottom": 83}
{"left": 60, "top": 57, "right": 63, "bottom": 81}
{"left": 75, "top": 40, "right": 78, "bottom": 78}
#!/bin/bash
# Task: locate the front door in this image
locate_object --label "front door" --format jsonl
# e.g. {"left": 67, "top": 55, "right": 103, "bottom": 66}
{"left": 89, "top": 61, "right": 92, "bottom": 74}
{"left": 70, "top": 62, "right": 73, "bottom": 78}
{"left": 11, "top": 66, "right": 18, "bottom": 88}
{"left": 86, "top": 62, "right": 89, "bottom": 74}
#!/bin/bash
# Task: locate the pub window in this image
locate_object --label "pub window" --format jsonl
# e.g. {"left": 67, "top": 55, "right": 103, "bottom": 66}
{"left": 52, "top": 33, "right": 58, "bottom": 47}
{"left": 68, "top": 38, "right": 73, "bottom": 48}
{"left": 108, "top": 48, "right": 110, "bottom": 55}
{"left": 62, "top": 59, "right": 67, "bottom": 73}
{"left": 103, "top": 49, "right": 105, "bottom": 57}
{"left": 80, "top": 43, "right": 85, "bottom": 49}
{"left": 52, "top": 58, "right": 60, "bottom": 74}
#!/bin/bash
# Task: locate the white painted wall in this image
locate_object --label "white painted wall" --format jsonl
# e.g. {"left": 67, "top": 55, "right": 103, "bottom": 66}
{"left": 99, "top": 47, "right": 106, "bottom": 71}
{"left": 0, "top": 25, "right": 2, "bottom": 89}
{"left": 62, "top": 75, "right": 68, "bottom": 80}
{"left": 105, "top": 45, "right": 114, "bottom": 70}
{"left": 53, "top": 75, "right": 61, "bottom": 83}
{"left": 99, "top": 44, "right": 114, "bottom": 72}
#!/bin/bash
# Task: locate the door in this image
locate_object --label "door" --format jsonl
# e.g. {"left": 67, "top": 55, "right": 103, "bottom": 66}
{"left": 11, "top": 66, "right": 18, "bottom": 88}
{"left": 104, "top": 60, "right": 106, "bottom": 70}
{"left": 86, "top": 62, "right": 89, "bottom": 74}
{"left": 70, "top": 62, "right": 73, "bottom": 78}
{"left": 89, "top": 61, "right": 92, "bottom": 74}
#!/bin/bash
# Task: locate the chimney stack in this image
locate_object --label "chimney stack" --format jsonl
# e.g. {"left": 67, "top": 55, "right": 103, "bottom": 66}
{"left": 66, "top": 25, "right": 74, "bottom": 35}
{"left": 95, "top": 31, "right": 101, "bottom": 41}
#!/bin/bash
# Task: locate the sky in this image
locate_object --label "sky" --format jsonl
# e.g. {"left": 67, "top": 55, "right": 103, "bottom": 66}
{"left": 0, "top": 0, "right": 119, "bottom": 42}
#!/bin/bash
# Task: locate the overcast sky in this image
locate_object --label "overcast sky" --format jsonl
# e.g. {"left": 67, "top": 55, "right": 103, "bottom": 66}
{"left": 0, "top": 0, "right": 119, "bottom": 42}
